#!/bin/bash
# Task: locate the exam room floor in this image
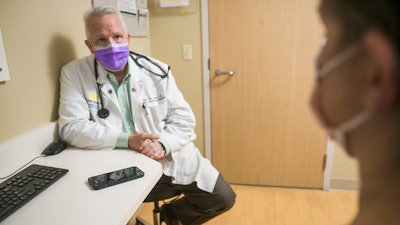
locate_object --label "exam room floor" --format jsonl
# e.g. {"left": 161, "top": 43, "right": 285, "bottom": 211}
{"left": 131, "top": 184, "right": 358, "bottom": 225}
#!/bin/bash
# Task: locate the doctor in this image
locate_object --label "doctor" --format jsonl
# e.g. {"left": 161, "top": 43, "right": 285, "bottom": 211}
{"left": 58, "top": 6, "right": 235, "bottom": 225}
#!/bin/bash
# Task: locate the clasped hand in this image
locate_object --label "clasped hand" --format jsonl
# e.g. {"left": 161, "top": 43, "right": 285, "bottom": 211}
{"left": 128, "top": 131, "right": 165, "bottom": 160}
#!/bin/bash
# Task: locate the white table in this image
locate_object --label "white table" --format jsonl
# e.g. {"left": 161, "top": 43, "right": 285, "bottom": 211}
{"left": 0, "top": 124, "right": 163, "bottom": 225}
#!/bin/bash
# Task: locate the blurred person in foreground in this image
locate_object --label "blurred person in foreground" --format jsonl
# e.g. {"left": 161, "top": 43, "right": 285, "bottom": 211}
{"left": 311, "top": 0, "right": 400, "bottom": 224}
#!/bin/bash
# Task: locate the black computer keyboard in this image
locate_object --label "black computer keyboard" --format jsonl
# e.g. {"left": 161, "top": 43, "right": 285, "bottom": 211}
{"left": 0, "top": 164, "right": 69, "bottom": 222}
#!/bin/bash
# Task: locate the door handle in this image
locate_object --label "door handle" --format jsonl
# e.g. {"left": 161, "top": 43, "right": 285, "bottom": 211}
{"left": 215, "top": 68, "right": 235, "bottom": 76}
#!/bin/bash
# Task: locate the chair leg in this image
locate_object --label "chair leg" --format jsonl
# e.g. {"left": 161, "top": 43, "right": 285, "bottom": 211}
{"left": 135, "top": 217, "right": 150, "bottom": 225}
{"left": 153, "top": 201, "right": 160, "bottom": 225}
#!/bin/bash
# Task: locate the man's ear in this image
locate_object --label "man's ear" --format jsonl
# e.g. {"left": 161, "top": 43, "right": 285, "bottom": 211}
{"left": 127, "top": 33, "right": 131, "bottom": 49}
{"left": 85, "top": 39, "right": 95, "bottom": 54}
{"left": 362, "top": 30, "right": 398, "bottom": 112}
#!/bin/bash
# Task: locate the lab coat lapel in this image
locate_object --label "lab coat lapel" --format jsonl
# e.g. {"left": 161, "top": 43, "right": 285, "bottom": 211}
{"left": 128, "top": 57, "right": 144, "bottom": 121}
{"left": 96, "top": 65, "right": 120, "bottom": 113}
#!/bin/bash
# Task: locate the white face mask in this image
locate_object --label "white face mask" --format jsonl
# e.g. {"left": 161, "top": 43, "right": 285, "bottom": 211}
{"left": 311, "top": 43, "right": 371, "bottom": 152}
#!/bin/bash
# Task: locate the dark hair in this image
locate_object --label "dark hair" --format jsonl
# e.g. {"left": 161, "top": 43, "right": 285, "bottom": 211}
{"left": 320, "top": 0, "right": 400, "bottom": 51}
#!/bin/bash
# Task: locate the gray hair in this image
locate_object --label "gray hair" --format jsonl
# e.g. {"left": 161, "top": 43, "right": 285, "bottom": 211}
{"left": 83, "top": 6, "right": 127, "bottom": 40}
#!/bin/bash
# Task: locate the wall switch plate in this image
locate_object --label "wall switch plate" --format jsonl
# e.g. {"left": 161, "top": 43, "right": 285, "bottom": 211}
{"left": 182, "top": 44, "right": 192, "bottom": 60}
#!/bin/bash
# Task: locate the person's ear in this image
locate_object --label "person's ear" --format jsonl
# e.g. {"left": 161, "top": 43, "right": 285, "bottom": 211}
{"left": 127, "top": 33, "right": 131, "bottom": 48}
{"left": 85, "top": 39, "right": 95, "bottom": 54}
{"left": 362, "top": 30, "right": 398, "bottom": 112}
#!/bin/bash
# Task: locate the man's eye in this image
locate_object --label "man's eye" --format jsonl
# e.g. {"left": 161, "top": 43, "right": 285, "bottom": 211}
{"left": 114, "top": 35, "right": 123, "bottom": 40}
{"left": 96, "top": 38, "right": 106, "bottom": 44}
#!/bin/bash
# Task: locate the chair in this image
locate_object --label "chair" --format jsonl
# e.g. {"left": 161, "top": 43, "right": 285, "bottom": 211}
{"left": 135, "top": 188, "right": 180, "bottom": 225}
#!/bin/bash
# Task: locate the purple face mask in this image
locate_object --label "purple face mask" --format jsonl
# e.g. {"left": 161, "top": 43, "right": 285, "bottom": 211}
{"left": 93, "top": 43, "right": 130, "bottom": 71}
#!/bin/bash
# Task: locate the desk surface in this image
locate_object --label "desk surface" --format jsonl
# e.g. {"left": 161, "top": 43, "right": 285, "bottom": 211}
{"left": 0, "top": 148, "right": 163, "bottom": 225}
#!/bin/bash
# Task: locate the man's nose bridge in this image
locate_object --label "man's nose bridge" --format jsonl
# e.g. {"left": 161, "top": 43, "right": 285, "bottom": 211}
{"left": 107, "top": 37, "right": 116, "bottom": 45}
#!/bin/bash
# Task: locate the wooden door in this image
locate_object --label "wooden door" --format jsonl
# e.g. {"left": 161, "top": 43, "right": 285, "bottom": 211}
{"left": 209, "top": 0, "right": 327, "bottom": 188}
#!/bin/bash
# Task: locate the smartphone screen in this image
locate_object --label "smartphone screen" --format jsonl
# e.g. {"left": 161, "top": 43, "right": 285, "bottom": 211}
{"left": 88, "top": 166, "right": 145, "bottom": 190}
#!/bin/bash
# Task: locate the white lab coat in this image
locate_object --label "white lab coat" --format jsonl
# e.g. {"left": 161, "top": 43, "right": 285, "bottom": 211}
{"left": 58, "top": 54, "right": 218, "bottom": 192}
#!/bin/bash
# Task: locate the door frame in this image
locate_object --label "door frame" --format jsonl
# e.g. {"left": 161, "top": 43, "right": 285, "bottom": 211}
{"left": 200, "top": 0, "right": 332, "bottom": 190}
{"left": 200, "top": 0, "right": 212, "bottom": 162}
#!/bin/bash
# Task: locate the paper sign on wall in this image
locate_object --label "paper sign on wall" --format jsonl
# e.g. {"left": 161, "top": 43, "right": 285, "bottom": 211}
{"left": 160, "top": 0, "right": 189, "bottom": 8}
{"left": 138, "top": 8, "right": 148, "bottom": 27}
{"left": 137, "top": 0, "right": 147, "bottom": 9}
{"left": 93, "top": 0, "right": 137, "bottom": 15}
{"left": 0, "top": 29, "right": 10, "bottom": 82}
{"left": 117, "top": 0, "right": 137, "bottom": 15}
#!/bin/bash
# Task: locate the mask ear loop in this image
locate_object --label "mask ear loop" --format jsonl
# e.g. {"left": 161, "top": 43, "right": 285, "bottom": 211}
{"left": 329, "top": 111, "right": 371, "bottom": 149}
{"left": 317, "top": 44, "right": 361, "bottom": 81}
{"left": 94, "top": 58, "right": 110, "bottom": 119}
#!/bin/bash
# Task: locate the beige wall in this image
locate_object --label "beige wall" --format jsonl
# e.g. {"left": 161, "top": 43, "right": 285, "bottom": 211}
{"left": 0, "top": 0, "right": 357, "bottom": 188}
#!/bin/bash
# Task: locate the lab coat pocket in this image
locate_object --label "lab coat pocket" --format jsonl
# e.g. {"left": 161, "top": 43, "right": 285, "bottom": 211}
{"left": 142, "top": 97, "right": 168, "bottom": 123}
{"left": 180, "top": 147, "right": 198, "bottom": 177}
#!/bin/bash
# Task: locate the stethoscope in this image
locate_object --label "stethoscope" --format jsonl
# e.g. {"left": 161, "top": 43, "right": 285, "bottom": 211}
{"left": 94, "top": 51, "right": 170, "bottom": 119}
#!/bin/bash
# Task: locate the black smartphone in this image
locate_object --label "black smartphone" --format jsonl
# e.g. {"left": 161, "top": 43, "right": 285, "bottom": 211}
{"left": 88, "top": 166, "right": 145, "bottom": 190}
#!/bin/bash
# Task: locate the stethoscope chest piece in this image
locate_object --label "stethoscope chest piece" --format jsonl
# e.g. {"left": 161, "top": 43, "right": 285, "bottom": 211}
{"left": 98, "top": 108, "right": 110, "bottom": 119}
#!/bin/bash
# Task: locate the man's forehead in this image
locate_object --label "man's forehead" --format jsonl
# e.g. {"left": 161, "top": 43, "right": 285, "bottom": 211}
{"left": 89, "top": 16, "right": 125, "bottom": 34}
{"left": 89, "top": 14, "right": 122, "bottom": 28}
